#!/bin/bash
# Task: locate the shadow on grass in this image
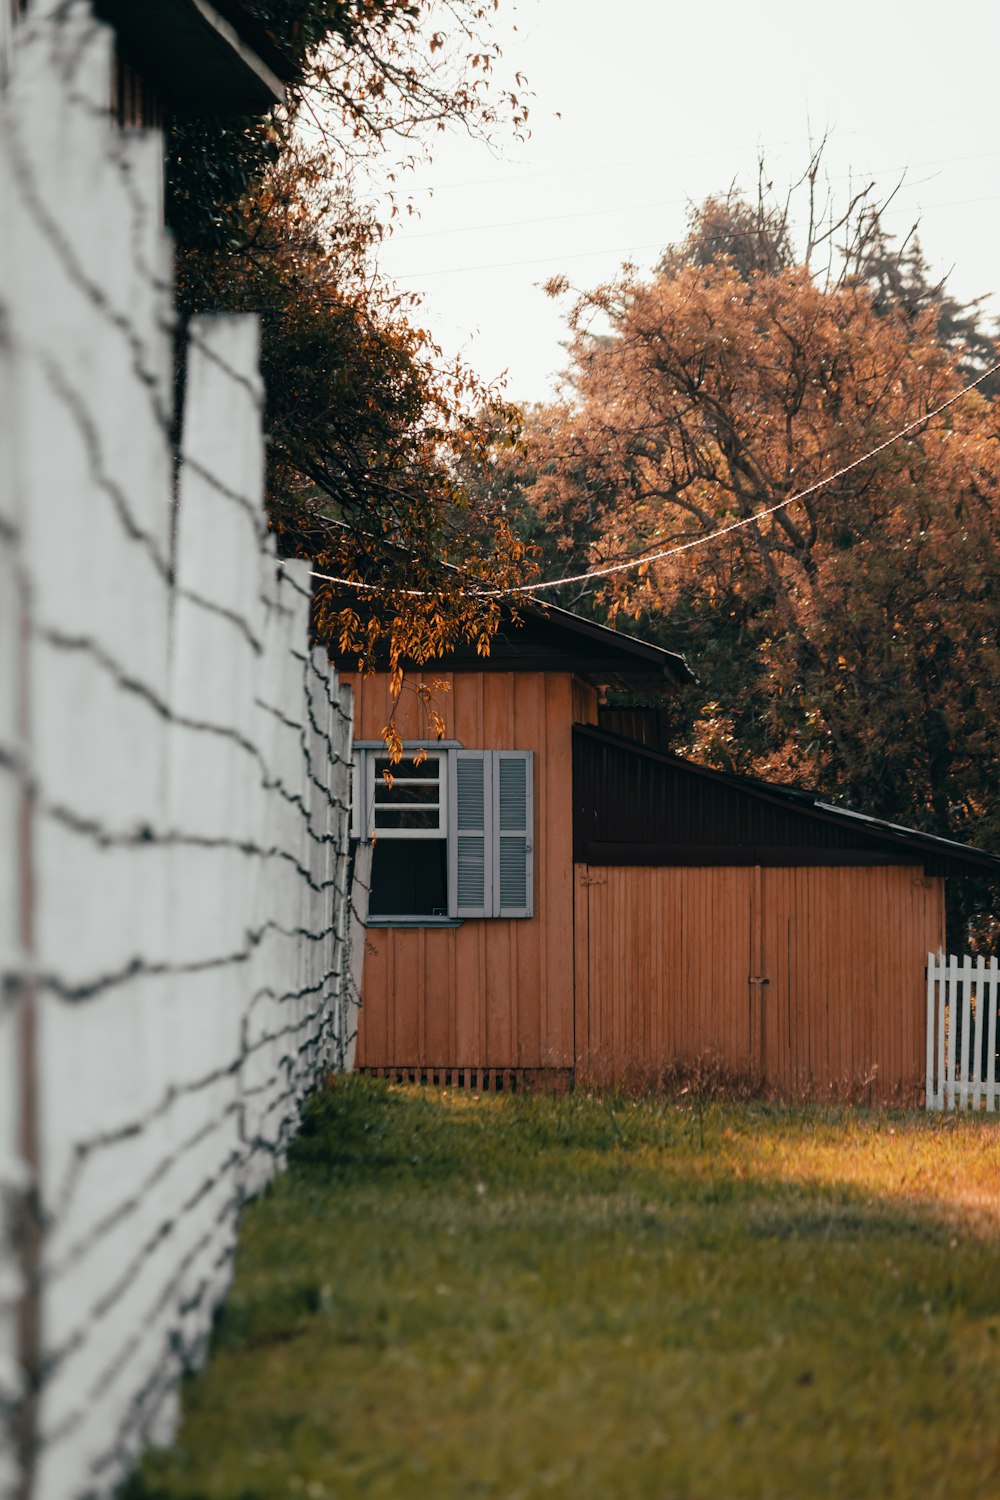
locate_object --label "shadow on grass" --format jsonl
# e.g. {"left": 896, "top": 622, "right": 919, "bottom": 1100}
{"left": 122, "top": 1076, "right": 1000, "bottom": 1500}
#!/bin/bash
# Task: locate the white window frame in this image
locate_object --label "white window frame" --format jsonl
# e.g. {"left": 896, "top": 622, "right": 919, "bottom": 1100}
{"left": 353, "top": 741, "right": 533, "bottom": 924}
{"left": 366, "top": 748, "right": 448, "bottom": 840}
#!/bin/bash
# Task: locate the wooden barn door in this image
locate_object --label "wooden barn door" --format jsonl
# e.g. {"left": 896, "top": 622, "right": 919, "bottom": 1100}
{"left": 575, "top": 865, "right": 757, "bottom": 1086}
{"left": 756, "top": 866, "right": 941, "bottom": 1101}
{"left": 575, "top": 863, "right": 941, "bottom": 1101}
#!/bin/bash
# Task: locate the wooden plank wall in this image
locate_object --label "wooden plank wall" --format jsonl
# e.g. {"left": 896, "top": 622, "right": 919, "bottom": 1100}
{"left": 575, "top": 866, "right": 754, "bottom": 1088}
{"left": 759, "top": 866, "right": 944, "bottom": 1102}
{"left": 346, "top": 669, "right": 598, "bottom": 1071}
{"left": 575, "top": 864, "right": 945, "bottom": 1102}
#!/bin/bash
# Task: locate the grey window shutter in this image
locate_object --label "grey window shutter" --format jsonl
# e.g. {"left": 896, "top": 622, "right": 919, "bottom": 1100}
{"left": 493, "top": 751, "right": 533, "bottom": 918}
{"left": 448, "top": 751, "right": 492, "bottom": 918}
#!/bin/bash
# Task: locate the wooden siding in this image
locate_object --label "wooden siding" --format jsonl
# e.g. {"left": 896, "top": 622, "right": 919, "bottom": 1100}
{"left": 575, "top": 864, "right": 945, "bottom": 1102}
{"left": 110, "top": 52, "right": 163, "bottom": 128}
{"left": 347, "top": 669, "right": 598, "bottom": 1071}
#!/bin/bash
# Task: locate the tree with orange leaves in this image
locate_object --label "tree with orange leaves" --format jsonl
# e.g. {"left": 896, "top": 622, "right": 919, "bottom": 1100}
{"left": 519, "top": 182, "right": 1000, "bottom": 940}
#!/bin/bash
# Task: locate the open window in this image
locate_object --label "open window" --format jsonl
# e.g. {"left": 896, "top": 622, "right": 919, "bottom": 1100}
{"left": 353, "top": 745, "right": 533, "bottom": 924}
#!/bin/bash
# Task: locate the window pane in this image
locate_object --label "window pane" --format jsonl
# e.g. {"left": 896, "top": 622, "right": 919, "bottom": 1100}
{"left": 369, "top": 838, "right": 448, "bottom": 917}
{"left": 374, "top": 756, "right": 440, "bottom": 780}
{"left": 373, "top": 783, "right": 441, "bottom": 807}
{"left": 374, "top": 808, "right": 442, "bottom": 831}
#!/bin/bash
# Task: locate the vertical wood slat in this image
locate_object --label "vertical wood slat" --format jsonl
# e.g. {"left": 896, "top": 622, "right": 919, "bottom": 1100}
{"left": 988, "top": 958, "right": 999, "bottom": 1113}
{"left": 926, "top": 951, "right": 938, "bottom": 1111}
{"left": 959, "top": 952, "right": 973, "bottom": 1109}
{"left": 945, "top": 952, "right": 958, "bottom": 1110}
{"left": 749, "top": 864, "right": 764, "bottom": 1079}
{"left": 573, "top": 865, "right": 590, "bottom": 1074}
{"left": 973, "top": 956, "right": 987, "bottom": 1111}
{"left": 937, "top": 950, "right": 947, "bottom": 1111}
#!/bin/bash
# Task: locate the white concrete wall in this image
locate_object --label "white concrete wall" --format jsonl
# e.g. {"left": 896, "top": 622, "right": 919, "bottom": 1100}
{"left": 0, "top": 4, "right": 360, "bottom": 1495}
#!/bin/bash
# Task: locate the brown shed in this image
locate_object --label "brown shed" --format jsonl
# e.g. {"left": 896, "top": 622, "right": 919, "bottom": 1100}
{"left": 342, "top": 606, "right": 1000, "bottom": 1103}
{"left": 343, "top": 604, "right": 690, "bottom": 1091}
{"left": 573, "top": 726, "right": 999, "bottom": 1101}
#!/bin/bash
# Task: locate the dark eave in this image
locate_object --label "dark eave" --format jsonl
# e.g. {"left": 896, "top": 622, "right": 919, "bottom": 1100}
{"left": 95, "top": 0, "right": 288, "bottom": 114}
{"left": 526, "top": 603, "right": 695, "bottom": 686}
{"left": 362, "top": 602, "right": 695, "bottom": 687}
{"left": 574, "top": 724, "right": 1000, "bottom": 877}
{"left": 323, "top": 590, "right": 694, "bottom": 687}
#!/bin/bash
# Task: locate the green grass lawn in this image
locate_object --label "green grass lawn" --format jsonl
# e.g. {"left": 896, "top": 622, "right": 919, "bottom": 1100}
{"left": 126, "top": 1077, "right": 1000, "bottom": 1500}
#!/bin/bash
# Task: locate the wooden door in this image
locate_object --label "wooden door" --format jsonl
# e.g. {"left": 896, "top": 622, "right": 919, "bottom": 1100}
{"left": 575, "top": 862, "right": 942, "bottom": 1101}
{"left": 757, "top": 866, "right": 942, "bottom": 1101}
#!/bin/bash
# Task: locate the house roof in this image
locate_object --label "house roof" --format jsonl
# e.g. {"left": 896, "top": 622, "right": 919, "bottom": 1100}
{"left": 331, "top": 600, "right": 695, "bottom": 687}
{"left": 466, "top": 602, "right": 695, "bottom": 686}
{"left": 573, "top": 724, "right": 1000, "bottom": 877}
{"left": 282, "top": 509, "right": 694, "bottom": 687}
{"left": 95, "top": 0, "right": 290, "bottom": 113}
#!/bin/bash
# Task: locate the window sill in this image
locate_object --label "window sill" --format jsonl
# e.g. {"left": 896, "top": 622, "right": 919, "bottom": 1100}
{"left": 366, "top": 917, "right": 464, "bottom": 929}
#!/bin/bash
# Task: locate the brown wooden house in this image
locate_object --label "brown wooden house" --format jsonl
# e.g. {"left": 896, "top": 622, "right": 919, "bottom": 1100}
{"left": 341, "top": 604, "right": 1000, "bottom": 1104}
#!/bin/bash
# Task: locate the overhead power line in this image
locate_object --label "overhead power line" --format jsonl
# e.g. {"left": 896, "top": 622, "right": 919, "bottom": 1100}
{"left": 395, "top": 150, "right": 1000, "bottom": 243}
{"left": 293, "top": 356, "right": 1000, "bottom": 603}
{"left": 388, "top": 192, "right": 1000, "bottom": 281}
{"left": 498, "top": 358, "right": 1000, "bottom": 597}
{"left": 403, "top": 110, "right": 1000, "bottom": 195}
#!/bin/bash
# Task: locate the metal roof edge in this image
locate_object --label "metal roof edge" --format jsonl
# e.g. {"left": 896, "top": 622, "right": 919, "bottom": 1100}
{"left": 525, "top": 602, "right": 696, "bottom": 684}
{"left": 96, "top": 0, "right": 287, "bottom": 112}
{"left": 204, "top": 0, "right": 301, "bottom": 83}
{"left": 186, "top": 0, "right": 287, "bottom": 102}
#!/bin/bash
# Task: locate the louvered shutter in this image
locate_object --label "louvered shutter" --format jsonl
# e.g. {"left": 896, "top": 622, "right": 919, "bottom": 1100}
{"left": 493, "top": 751, "right": 533, "bottom": 918}
{"left": 448, "top": 751, "right": 492, "bottom": 918}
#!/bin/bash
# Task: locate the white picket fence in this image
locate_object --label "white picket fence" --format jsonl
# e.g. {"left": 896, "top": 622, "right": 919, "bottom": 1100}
{"left": 926, "top": 951, "right": 1000, "bottom": 1111}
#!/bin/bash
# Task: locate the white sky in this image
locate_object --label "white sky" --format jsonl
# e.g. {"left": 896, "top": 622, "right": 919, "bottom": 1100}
{"left": 368, "top": 0, "right": 1000, "bottom": 406}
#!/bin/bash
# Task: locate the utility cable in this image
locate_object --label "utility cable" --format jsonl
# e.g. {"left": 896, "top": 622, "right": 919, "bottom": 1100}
{"left": 392, "top": 151, "right": 1000, "bottom": 243}
{"left": 497, "top": 356, "right": 1000, "bottom": 596}
{"left": 290, "top": 355, "right": 1000, "bottom": 601}
{"left": 389, "top": 189, "right": 1000, "bottom": 279}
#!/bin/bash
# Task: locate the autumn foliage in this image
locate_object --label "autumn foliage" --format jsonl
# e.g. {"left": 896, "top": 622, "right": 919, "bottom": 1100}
{"left": 520, "top": 194, "right": 1000, "bottom": 939}
{"left": 167, "top": 0, "right": 535, "bottom": 692}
